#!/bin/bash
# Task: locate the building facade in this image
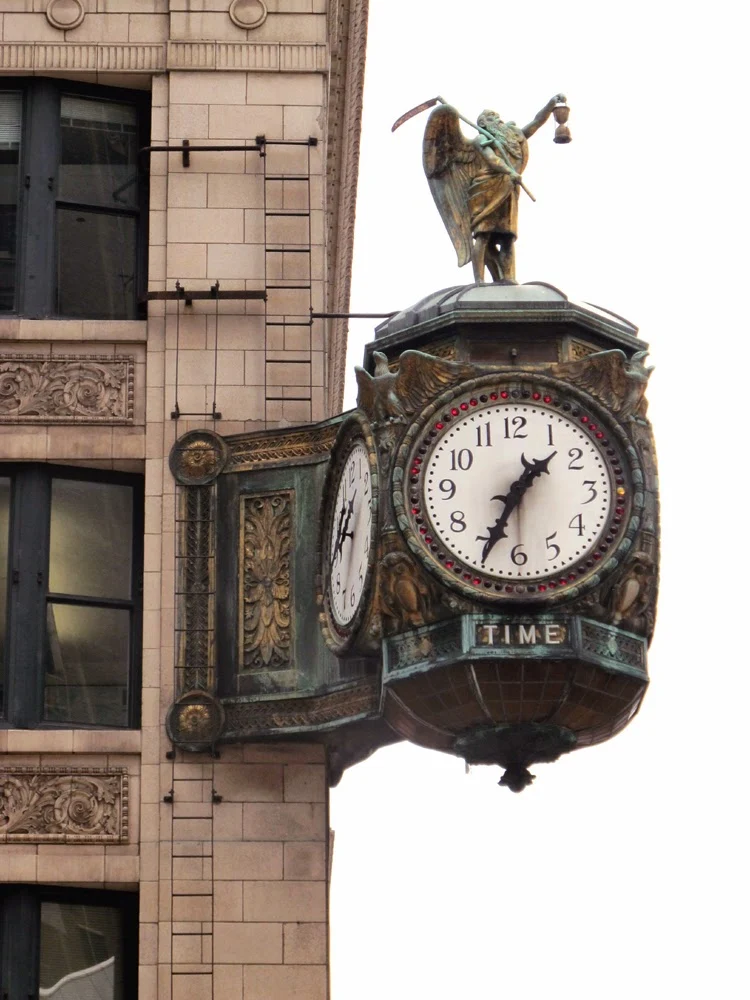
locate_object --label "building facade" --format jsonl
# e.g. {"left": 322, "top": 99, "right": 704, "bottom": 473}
{"left": 0, "top": 3, "right": 368, "bottom": 999}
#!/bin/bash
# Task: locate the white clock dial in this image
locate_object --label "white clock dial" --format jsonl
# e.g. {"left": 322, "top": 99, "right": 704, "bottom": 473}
{"left": 328, "top": 440, "right": 373, "bottom": 626}
{"left": 404, "top": 387, "right": 630, "bottom": 597}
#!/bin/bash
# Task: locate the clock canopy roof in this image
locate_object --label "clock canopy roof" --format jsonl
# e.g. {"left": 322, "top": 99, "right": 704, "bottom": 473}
{"left": 369, "top": 282, "right": 645, "bottom": 370}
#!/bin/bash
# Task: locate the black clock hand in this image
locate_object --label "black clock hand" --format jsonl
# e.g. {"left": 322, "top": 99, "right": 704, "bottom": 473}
{"left": 331, "top": 495, "right": 349, "bottom": 569}
{"left": 331, "top": 490, "right": 357, "bottom": 570}
{"left": 476, "top": 452, "right": 557, "bottom": 565}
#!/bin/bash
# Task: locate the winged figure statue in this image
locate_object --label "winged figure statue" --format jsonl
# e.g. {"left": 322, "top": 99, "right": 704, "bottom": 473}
{"left": 355, "top": 350, "right": 476, "bottom": 426}
{"left": 422, "top": 95, "right": 566, "bottom": 283}
{"left": 555, "top": 349, "right": 654, "bottom": 420}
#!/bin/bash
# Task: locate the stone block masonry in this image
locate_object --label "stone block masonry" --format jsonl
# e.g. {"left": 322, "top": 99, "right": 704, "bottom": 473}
{"left": 0, "top": 3, "right": 368, "bottom": 1000}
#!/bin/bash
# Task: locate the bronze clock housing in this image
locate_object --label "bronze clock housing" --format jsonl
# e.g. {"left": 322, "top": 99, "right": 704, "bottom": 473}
{"left": 320, "top": 413, "right": 379, "bottom": 651}
{"left": 394, "top": 372, "right": 643, "bottom": 604}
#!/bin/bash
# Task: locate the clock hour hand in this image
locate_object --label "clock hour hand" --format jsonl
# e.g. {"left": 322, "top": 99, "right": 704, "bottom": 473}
{"left": 476, "top": 452, "right": 557, "bottom": 565}
{"left": 331, "top": 490, "right": 357, "bottom": 570}
{"left": 330, "top": 496, "right": 348, "bottom": 569}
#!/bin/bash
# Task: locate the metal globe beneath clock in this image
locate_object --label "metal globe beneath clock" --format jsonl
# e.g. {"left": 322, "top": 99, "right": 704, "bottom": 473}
{"left": 381, "top": 611, "right": 648, "bottom": 791}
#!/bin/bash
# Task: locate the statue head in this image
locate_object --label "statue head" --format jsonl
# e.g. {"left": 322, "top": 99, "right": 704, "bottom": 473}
{"left": 477, "top": 109, "right": 503, "bottom": 131}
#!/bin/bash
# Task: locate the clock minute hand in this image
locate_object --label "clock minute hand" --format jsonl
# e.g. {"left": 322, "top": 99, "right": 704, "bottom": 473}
{"left": 476, "top": 452, "right": 557, "bottom": 565}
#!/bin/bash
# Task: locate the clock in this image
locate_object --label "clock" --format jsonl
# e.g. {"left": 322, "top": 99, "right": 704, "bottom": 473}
{"left": 394, "top": 374, "right": 641, "bottom": 602}
{"left": 321, "top": 418, "right": 378, "bottom": 648}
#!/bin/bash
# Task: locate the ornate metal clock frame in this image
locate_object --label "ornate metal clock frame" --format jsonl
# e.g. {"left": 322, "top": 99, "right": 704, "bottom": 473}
{"left": 319, "top": 412, "right": 380, "bottom": 653}
{"left": 394, "top": 371, "right": 643, "bottom": 604}
{"left": 166, "top": 282, "right": 658, "bottom": 792}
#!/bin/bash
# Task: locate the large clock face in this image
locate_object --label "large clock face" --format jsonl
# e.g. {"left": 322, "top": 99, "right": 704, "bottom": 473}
{"left": 399, "top": 380, "right": 634, "bottom": 600}
{"left": 327, "top": 439, "right": 374, "bottom": 627}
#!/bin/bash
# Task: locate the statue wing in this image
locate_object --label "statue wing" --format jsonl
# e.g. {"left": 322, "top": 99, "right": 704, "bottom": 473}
{"left": 423, "top": 105, "right": 479, "bottom": 268}
{"left": 555, "top": 350, "right": 651, "bottom": 417}
{"left": 394, "top": 351, "right": 478, "bottom": 416}
{"left": 354, "top": 366, "right": 377, "bottom": 416}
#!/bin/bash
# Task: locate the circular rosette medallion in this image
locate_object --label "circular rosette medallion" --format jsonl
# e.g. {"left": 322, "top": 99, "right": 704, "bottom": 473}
{"left": 166, "top": 690, "right": 225, "bottom": 753}
{"left": 170, "top": 429, "right": 228, "bottom": 486}
{"left": 394, "top": 374, "right": 642, "bottom": 604}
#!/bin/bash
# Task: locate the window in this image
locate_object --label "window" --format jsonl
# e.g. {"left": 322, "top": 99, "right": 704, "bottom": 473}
{"left": 0, "top": 79, "right": 149, "bottom": 319}
{"left": 0, "top": 466, "right": 143, "bottom": 729}
{"left": 0, "top": 886, "right": 138, "bottom": 1000}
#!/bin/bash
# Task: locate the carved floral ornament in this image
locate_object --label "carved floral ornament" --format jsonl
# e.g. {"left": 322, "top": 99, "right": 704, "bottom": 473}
{"left": 0, "top": 355, "right": 134, "bottom": 424}
{"left": 0, "top": 767, "right": 128, "bottom": 844}
{"left": 240, "top": 491, "right": 293, "bottom": 673}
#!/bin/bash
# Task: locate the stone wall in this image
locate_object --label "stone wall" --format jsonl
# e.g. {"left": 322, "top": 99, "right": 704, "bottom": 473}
{"left": 0, "top": 3, "right": 367, "bottom": 998}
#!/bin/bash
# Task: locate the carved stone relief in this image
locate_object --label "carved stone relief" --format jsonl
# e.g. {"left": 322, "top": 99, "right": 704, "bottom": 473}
{"left": 239, "top": 491, "right": 293, "bottom": 673}
{"left": 0, "top": 767, "right": 128, "bottom": 844}
{"left": 0, "top": 355, "right": 134, "bottom": 424}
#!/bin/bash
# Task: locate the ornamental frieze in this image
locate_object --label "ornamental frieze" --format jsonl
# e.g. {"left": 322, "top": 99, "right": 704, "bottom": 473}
{"left": 227, "top": 423, "right": 338, "bottom": 472}
{"left": 0, "top": 354, "right": 134, "bottom": 424}
{"left": 0, "top": 767, "right": 129, "bottom": 844}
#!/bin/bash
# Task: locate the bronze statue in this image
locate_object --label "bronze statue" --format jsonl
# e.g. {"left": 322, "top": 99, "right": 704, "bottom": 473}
{"left": 396, "top": 95, "right": 567, "bottom": 283}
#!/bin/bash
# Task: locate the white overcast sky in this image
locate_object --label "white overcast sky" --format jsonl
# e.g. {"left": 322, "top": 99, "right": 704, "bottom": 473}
{"left": 330, "top": 2, "right": 749, "bottom": 998}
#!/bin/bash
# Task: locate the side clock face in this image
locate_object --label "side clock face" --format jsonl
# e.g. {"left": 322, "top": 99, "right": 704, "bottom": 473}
{"left": 326, "top": 439, "right": 375, "bottom": 628}
{"left": 400, "top": 381, "right": 635, "bottom": 600}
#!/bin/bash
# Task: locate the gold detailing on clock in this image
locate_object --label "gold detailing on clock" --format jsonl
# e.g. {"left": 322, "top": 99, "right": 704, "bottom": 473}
{"left": 227, "top": 423, "right": 338, "bottom": 472}
{"left": 554, "top": 349, "right": 652, "bottom": 420}
{"left": 355, "top": 350, "right": 476, "bottom": 425}
{"left": 239, "top": 491, "right": 293, "bottom": 672}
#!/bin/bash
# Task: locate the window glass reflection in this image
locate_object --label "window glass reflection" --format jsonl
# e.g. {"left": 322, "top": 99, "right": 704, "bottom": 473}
{"left": 50, "top": 478, "right": 133, "bottom": 600}
{"left": 40, "top": 901, "right": 123, "bottom": 1000}
{"left": 59, "top": 96, "right": 138, "bottom": 210}
{"left": 0, "top": 92, "right": 21, "bottom": 312}
{"left": 56, "top": 208, "right": 137, "bottom": 320}
{"left": 44, "top": 604, "right": 130, "bottom": 727}
{"left": 0, "top": 476, "right": 9, "bottom": 714}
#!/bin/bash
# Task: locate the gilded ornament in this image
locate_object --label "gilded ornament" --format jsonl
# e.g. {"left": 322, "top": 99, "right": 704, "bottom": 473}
{"left": 240, "top": 492, "right": 293, "bottom": 672}
{"left": 554, "top": 348, "right": 653, "bottom": 420}
{"left": 170, "top": 429, "right": 228, "bottom": 485}
{"left": 227, "top": 423, "right": 338, "bottom": 472}
{"left": 166, "top": 690, "right": 225, "bottom": 752}
{"left": 354, "top": 350, "right": 475, "bottom": 426}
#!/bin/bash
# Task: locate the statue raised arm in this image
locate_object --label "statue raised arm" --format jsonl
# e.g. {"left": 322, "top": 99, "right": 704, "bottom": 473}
{"left": 421, "top": 95, "right": 566, "bottom": 283}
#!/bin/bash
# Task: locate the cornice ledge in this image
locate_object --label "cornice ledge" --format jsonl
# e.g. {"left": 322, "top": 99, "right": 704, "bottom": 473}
{"left": 166, "top": 40, "right": 327, "bottom": 72}
{"left": 0, "top": 42, "right": 166, "bottom": 74}
{"left": 325, "top": 0, "right": 369, "bottom": 416}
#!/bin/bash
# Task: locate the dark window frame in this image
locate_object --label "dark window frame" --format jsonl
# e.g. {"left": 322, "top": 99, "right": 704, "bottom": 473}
{"left": 1, "top": 76, "right": 150, "bottom": 320}
{"left": 0, "top": 463, "right": 143, "bottom": 730}
{"left": 0, "top": 885, "right": 139, "bottom": 1000}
